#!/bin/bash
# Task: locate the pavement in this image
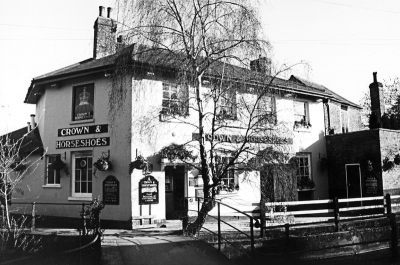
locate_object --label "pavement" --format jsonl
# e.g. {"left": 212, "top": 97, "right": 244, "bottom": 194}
{"left": 101, "top": 228, "right": 233, "bottom": 265}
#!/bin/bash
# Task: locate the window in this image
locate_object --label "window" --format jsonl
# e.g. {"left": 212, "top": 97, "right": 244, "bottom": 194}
{"left": 162, "top": 83, "right": 188, "bottom": 117}
{"left": 46, "top": 155, "right": 61, "bottom": 185}
{"left": 216, "top": 155, "right": 238, "bottom": 192}
{"left": 296, "top": 153, "right": 314, "bottom": 191}
{"left": 73, "top": 84, "right": 94, "bottom": 121}
{"left": 294, "top": 101, "right": 309, "bottom": 124}
{"left": 341, "top": 106, "right": 349, "bottom": 133}
{"left": 256, "top": 96, "right": 276, "bottom": 125}
{"left": 218, "top": 89, "right": 237, "bottom": 120}
{"left": 72, "top": 152, "right": 93, "bottom": 198}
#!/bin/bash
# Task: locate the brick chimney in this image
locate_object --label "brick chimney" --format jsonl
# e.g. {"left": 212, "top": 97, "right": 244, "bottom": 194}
{"left": 250, "top": 56, "right": 272, "bottom": 76}
{"left": 93, "top": 6, "right": 117, "bottom": 59}
{"left": 369, "top": 72, "right": 385, "bottom": 122}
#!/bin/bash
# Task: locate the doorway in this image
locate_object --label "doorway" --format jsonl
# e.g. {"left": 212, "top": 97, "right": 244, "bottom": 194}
{"left": 165, "top": 166, "right": 185, "bottom": 220}
{"left": 345, "top": 164, "right": 362, "bottom": 205}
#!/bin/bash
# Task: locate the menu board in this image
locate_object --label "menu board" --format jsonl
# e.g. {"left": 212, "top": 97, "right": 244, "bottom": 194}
{"left": 139, "top": 175, "right": 159, "bottom": 205}
{"left": 103, "top": 175, "right": 119, "bottom": 205}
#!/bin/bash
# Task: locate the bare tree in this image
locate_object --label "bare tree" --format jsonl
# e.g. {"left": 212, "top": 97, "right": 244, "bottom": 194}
{"left": 111, "top": 0, "right": 300, "bottom": 231}
{"left": 0, "top": 129, "right": 44, "bottom": 230}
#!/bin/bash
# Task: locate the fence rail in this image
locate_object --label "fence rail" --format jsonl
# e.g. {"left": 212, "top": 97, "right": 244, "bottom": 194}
{"left": 191, "top": 194, "right": 400, "bottom": 260}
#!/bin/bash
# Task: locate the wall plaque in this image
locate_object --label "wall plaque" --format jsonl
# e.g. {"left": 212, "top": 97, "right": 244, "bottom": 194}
{"left": 58, "top": 124, "right": 108, "bottom": 137}
{"left": 139, "top": 175, "right": 159, "bottom": 205}
{"left": 56, "top": 137, "right": 110, "bottom": 149}
{"left": 103, "top": 175, "right": 119, "bottom": 205}
{"left": 365, "top": 175, "right": 378, "bottom": 196}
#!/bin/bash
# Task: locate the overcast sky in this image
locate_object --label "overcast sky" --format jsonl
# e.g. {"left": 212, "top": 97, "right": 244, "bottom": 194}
{"left": 1, "top": 0, "right": 400, "bottom": 135}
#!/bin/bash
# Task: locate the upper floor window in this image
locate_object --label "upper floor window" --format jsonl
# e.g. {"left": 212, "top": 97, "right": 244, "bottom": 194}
{"left": 161, "top": 83, "right": 189, "bottom": 117}
{"left": 341, "top": 105, "right": 349, "bottom": 133}
{"left": 256, "top": 96, "right": 276, "bottom": 126}
{"left": 217, "top": 89, "right": 237, "bottom": 120}
{"left": 294, "top": 101, "right": 310, "bottom": 128}
{"left": 46, "top": 155, "right": 61, "bottom": 185}
{"left": 73, "top": 84, "right": 94, "bottom": 121}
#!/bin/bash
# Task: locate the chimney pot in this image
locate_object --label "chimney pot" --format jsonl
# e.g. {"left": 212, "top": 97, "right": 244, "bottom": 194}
{"left": 30, "top": 114, "right": 36, "bottom": 130}
{"left": 107, "top": 7, "right": 112, "bottom": 18}
{"left": 373, "top": 72, "right": 377, "bottom": 83}
{"left": 99, "top": 6, "right": 105, "bottom": 17}
{"left": 27, "top": 122, "right": 31, "bottom": 133}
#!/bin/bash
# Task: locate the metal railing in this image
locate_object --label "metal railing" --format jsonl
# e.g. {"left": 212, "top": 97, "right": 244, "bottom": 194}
{"left": 185, "top": 197, "right": 260, "bottom": 258}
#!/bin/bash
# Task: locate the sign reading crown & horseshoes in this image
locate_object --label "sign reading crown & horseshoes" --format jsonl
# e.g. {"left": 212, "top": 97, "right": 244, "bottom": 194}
{"left": 103, "top": 175, "right": 119, "bottom": 205}
{"left": 139, "top": 175, "right": 159, "bottom": 205}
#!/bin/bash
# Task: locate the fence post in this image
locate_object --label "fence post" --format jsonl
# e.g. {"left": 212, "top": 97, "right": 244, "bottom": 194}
{"left": 334, "top": 197, "right": 340, "bottom": 232}
{"left": 260, "top": 199, "right": 266, "bottom": 238}
{"left": 285, "top": 223, "right": 290, "bottom": 242}
{"left": 389, "top": 213, "right": 398, "bottom": 259}
{"left": 250, "top": 217, "right": 255, "bottom": 252}
{"left": 217, "top": 202, "right": 221, "bottom": 252}
{"left": 31, "top": 202, "right": 36, "bottom": 231}
{"left": 386, "top": 193, "right": 392, "bottom": 216}
{"left": 81, "top": 203, "right": 86, "bottom": 236}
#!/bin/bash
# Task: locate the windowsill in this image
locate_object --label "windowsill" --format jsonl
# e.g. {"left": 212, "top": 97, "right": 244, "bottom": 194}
{"left": 294, "top": 127, "right": 311, "bottom": 132}
{"left": 68, "top": 196, "right": 92, "bottom": 201}
{"left": 43, "top": 184, "right": 61, "bottom": 188}
{"left": 70, "top": 119, "right": 95, "bottom": 125}
{"left": 159, "top": 113, "right": 188, "bottom": 122}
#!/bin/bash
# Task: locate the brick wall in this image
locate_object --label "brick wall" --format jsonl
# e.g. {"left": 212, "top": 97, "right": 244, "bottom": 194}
{"left": 326, "top": 129, "right": 400, "bottom": 198}
{"left": 326, "top": 130, "right": 381, "bottom": 198}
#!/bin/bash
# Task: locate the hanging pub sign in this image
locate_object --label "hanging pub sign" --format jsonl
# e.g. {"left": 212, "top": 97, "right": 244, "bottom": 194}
{"left": 56, "top": 137, "right": 110, "bottom": 149}
{"left": 103, "top": 175, "right": 119, "bottom": 205}
{"left": 73, "top": 84, "right": 94, "bottom": 121}
{"left": 58, "top": 124, "right": 108, "bottom": 137}
{"left": 139, "top": 175, "right": 159, "bottom": 205}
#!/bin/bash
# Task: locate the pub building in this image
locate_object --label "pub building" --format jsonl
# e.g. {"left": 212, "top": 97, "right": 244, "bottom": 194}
{"left": 4, "top": 7, "right": 363, "bottom": 229}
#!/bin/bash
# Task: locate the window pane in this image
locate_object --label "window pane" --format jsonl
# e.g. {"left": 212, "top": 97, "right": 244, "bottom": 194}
{"left": 88, "top": 170, "right": 92, "bottom": 181}
{"left": 81, "top": 182, "right": 87, "bottom": 193}
{"left": 48, "top": 167, "right": 54, "bottom": 184}
{"left": 55, "top": 170, "right": 60, "bottom": 184}
{"left": 75, "top": 170, "right": 81, "bottom": 181}
{"left": 75, "top": 182, "right": 80, "bottom": 193}
{"left": 81, "top": 170, "right": 87, "bottom": 181}
{"left": 88, "top": 182, "right": 92, "bottom": 193}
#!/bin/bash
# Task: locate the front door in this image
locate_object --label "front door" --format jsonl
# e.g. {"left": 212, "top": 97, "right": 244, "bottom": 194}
{"left": 165, "top": 166, "right": 185, "bottom": 219}
{"left": 345, "top": 164, "right": 362, "bottom": 205}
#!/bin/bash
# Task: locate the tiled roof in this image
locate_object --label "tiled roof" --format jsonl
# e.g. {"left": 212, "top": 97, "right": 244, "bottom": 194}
{"left": 25, "top": 44, "right": 360, "bottom": 108}
{"left": 1, "top": 127, "right": 44, "bottom": 156}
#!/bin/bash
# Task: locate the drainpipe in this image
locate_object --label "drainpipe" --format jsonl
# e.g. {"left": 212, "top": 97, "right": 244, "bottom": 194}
{"left": 323, "top": 99, "right": 331, "bottom": 134}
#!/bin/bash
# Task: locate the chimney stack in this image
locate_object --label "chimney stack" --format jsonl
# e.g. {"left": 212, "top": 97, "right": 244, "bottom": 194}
{"left": 369, "top": 72, "right": 385, "bottom": 124}
{"left": 93, "top": 6, "right": 117, "bottom": 59}
{"left": 250, "top": 56, "right": 272, "bottom": 76}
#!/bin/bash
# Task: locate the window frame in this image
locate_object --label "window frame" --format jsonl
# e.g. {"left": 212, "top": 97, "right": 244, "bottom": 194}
{"left": 295, "top": 153, "right": 312, "bottom": 181}
{"left": 293, "top": 100, "right": 310, "bottom": 124}
{"left": 44, "top": 155, "right": 61, "bottom": 186}
{"left": 161, "top": 83, "right": 189, "bottom": 117}
{"left": 217, "top": 87, "right": 237, "bottom": 120}
{"left": 256, "top": 96, "right": 276, "bottom": 126}
{"left": 215, "top": 155, "right": 238, "bottom": 192}
{"left": 71, "top": 151, "right": 93, "bottom": 198}
{"left": 340, "top": 105, "right": 349, "bottom": 133}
